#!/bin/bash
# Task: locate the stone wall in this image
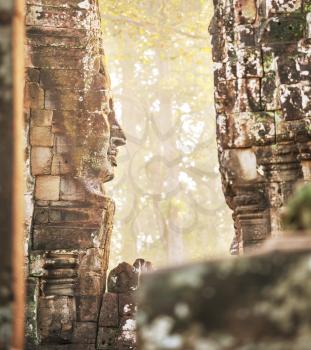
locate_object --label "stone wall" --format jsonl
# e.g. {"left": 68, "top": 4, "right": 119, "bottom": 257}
{"left": 24, "top": 0, "right": 125, "bottom": 348}
{"left": 210, "top": 0, "right": 311, "bottom": 254}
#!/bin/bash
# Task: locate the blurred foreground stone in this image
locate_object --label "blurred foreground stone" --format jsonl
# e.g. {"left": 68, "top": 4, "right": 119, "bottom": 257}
{"left": 137, "top": 237, "right": 311, "bottom": 350}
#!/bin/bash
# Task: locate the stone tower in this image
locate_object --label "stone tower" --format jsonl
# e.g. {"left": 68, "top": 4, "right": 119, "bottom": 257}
{"left": 24, "top": 0, "right": 125, "bottom": 347}
{"left": 210, "top": 0, "right": 311, "bottom": 254}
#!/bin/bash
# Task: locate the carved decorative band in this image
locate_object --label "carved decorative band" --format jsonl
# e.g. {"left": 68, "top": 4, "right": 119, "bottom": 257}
{"left": 43, "top": 252, "right": 78, "bottom": 296}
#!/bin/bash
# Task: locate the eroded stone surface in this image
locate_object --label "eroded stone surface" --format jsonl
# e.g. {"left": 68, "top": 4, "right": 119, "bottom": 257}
{"left": 137, "top": 239, "right": 311, "bottom": 350}
{"left": 20, "top": 0, "right": 311, "bottom": 348}
{"left": 97, "top": 260, "right": 152, "bottom": 350}
{"left": 24, "top": 0, "right": 125, "bottom": 348}
{"left": 211, "top": 0, "right": 311, "bottom": 253}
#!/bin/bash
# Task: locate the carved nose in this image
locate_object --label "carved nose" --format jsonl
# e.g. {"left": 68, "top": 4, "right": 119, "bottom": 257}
{"left": 111, "top": 136, "right": 126, "bottom": 147}
{"left": 111, "top": 125, "right": 126, "bottom": 146}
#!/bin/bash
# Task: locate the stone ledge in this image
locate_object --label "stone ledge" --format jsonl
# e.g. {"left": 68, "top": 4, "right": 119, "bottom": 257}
{"left": 137, "top": 237, "right": 311, "bottom": 350}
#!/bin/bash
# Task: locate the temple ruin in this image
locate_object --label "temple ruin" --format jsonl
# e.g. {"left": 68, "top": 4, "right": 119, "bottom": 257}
{"left": 138, "top": 0, "right": 311, "bottom": 348}
{"left": 24, "top": 0, "right": 126, "bottom": 347}
{"left": 211, "top": 0, "right": 311, "bottom": 254}
{"left": 0, "top": 0, "right": 311, "bottom": 349}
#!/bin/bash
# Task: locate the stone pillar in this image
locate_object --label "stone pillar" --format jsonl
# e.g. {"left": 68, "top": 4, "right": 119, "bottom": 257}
{"left": 24, "top": 0, "right": 125, "bottom": 347}
{"left": 210, "top": 0, "right": 311, "bottom": 253}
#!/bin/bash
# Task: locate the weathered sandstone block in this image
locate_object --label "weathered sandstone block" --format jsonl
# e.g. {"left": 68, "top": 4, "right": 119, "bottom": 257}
{"left": 38, "top": 296, "right": 76, "bottom": 343}
{"left": 30, "top": 126, "right": 54, "bottom": 147}
{"left": 97, "top": 327, "right": 117, "bottom": 350}
{"left": 77, "top": 296, "right": 101, "bottom": 322}
{"left": 25, "top": 82, "right": 45, "bottom": 109}
{"left": 72, "top": 322, "right": 97, "bottom": 344}
{"left": 31, "top": 147, "right": 53, "bottom": 175}
{"left": 31, "top": 109, "right": 53, "bottom": 126}
{"left": 98, "top": 293, "right": 119, "bottom": 327}
{"left": 35, "top": 175, "right": 60, "bottom": 201}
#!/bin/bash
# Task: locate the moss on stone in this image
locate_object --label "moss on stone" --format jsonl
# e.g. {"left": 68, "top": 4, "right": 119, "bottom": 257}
{"left": 282, "top": 183, "right": 311, "bottom": 231}
{"left": 138, "top": 250, "right": 311, "bottom": 350}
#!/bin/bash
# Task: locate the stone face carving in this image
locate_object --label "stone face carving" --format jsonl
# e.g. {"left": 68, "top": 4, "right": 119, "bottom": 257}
{"left": 24, "top": 0, "right": 125, "bottom": 347}
{"left": 210, "top": 0, "right": 311, "bottom": 253}
{"left": 108, "top": 98, "right": 127, "bottom": 168}
{"left": 22, "top": 0, "right": 311, "bottom": 347}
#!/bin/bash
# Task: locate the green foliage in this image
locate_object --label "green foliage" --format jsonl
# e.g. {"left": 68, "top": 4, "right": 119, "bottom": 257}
{"left": 283, "top": 183, "right": 311, "bottom": 232}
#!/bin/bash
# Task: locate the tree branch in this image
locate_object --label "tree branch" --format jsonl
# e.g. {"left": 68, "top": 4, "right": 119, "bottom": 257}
{"left": 101, "top": 14, "right": 208, "bottom": 40}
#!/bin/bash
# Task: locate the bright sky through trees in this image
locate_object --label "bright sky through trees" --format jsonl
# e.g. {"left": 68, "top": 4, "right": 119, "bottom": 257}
{"left": 100, "top": 0, "right": 234, "bottom": 268}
